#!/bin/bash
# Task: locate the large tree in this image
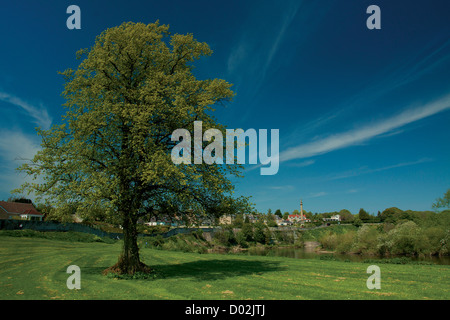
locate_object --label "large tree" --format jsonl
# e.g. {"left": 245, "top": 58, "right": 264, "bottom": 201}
{"left": 15, "top": 21, "right": 250, "bottom": 274}
{"left": 358, "top": 208, "right": 371, "bottom": 221}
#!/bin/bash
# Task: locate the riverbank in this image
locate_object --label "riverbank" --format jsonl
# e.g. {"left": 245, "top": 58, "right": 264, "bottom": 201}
{"left": 138, "top": 227, "right": 450, "bottom": 265}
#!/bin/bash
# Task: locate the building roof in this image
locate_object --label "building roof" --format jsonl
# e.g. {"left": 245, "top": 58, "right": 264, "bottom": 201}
{"left": 0, "top": 201, "right": 43, "bottom": 216}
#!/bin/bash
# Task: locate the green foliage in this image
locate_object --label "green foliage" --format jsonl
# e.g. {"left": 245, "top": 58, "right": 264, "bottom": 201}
{"left": 378, "top": 221, "right": 425, "bottom": 255}
{"left": 318, "top": 216, "right": 449, "bottom": 257}
{"left": 234, "top": 230, "right": 248, "bottom": 248}
{"left": 253, "top": 222, "right": 271, "bottom": 244}
{"left": 274, "top": 229, "right": 300, "bottom": 245}
{"left": 213, "top": 226, "right": 237, "bottom": 247}
{"left": 380, "top": 207, "right": 404, "bottom": 223}
{"left": 352, "top": 225, "right": 379, "bottom": 254}
{"left": 301, "top": 225, "right": 355, "bottom": 241}
{"left": 339, "top": 209, "right": 353, "bottom": 221}
{"left": 14, "top": 20, "right": 250, "bottom": 226}
{"left": 265, "top": 214, "right": 278, "bottom": 228}
{"left": 241, "top": 222, "right": 254, "bottom": 242}
{"left": 7, "top": 196, "right": 33, "bottom": 204}
{"left": 142, "top": 232, "right": 210, "bottom": 254}
{"left": 432, "top": 189, "right": 450, "bottom": 209}
{"left": 352, "top": 218, "right": 363, "bottom": 227}
{"left": 319, "top": 231, "right": 338, "bottom": 250}
{"left": 13, "top": 21, "right": 252, "bottom": 273}
{"left": 232, "top": 213, "right": 244, "bottom": 228}
{"left": 358, "top": 208, "right": 370, "bottom": 221}
{"left": 274, "top": 209, "right": 282, "bottom": 218}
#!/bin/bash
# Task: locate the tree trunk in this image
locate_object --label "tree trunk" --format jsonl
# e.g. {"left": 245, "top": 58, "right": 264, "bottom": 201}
{"left": 104, "top": 211, "right": 150, "bottom": 275}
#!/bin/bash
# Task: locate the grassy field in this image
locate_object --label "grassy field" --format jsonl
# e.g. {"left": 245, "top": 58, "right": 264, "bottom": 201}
{"left": 0, "top": 233, "right": 448, "bottom": 300}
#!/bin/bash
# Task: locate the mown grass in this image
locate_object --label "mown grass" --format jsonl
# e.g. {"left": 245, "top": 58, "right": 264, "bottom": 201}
{"left": 0, "top": 233, "right": 448, "bottom": 300}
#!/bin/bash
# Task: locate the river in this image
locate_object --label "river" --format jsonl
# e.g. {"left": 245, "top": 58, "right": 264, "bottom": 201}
{"left": 241, "top": 244, "right": 450, "bottom": 265}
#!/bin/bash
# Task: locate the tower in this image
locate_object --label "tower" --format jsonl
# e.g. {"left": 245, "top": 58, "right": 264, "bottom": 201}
{"left": 300, "top": 199, "right": 303, "bottom": 220}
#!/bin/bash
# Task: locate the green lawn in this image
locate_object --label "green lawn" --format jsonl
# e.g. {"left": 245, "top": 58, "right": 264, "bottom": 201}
{"left": 0, "top": 235, "right": 448, "bottom": 300}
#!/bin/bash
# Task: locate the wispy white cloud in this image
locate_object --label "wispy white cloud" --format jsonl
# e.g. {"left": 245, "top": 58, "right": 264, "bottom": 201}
{"left": 324, "top": 158, "right": 433, "bottom": 181}
{"left": 0, "top": 92, "right": 52, "bottom": 130}
{"left": 0, "top": 130, "right": 41, "bottom": 161}
{"left": 306, "top": 191, "right": 327, "bottom": 198}
{"left": 262, "top": 1, "right": 301, "bottom": 79}
{"left": 268, "top": 185, "right": 295, "bottom": 191}
{"left": 0, "top": 130, "right": 42, "bottom": 199}
{"left": 286, "top": 159, "right": 315, "bottom": 168}
{"left": 227, "top": 1, "right": 302, "bottom": 92}
{"left": 286, "top": 39, "right": 450, "bottom": 144}
{"left": 280, "top": 93, "right": 450, "bottom": 163}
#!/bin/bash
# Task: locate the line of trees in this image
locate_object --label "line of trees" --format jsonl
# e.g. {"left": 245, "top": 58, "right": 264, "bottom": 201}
{"left": 265, "top": 186, "right": 450, "bottom": 227}
{"left": 318, "top": 190, "right": 450, "bottom": 257}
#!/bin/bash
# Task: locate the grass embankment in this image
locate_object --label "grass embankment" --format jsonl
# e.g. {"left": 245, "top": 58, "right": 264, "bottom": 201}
{"left": 0, "top": 230, "right": 449, "bottom": 300}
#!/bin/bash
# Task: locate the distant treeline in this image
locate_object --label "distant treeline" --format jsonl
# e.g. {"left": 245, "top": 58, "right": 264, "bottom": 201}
{"left": 319, "top": 209, "right": 450, "bottom": 256}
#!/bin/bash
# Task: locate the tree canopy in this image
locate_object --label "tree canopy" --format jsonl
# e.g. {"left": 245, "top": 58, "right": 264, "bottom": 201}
{"left": 15, "top": 21, "right": 250, "bottom": 274}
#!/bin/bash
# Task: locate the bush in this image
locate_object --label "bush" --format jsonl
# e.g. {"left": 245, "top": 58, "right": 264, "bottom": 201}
{"left": 353, "top": 225, "right": 379, "bottom": 254}
{"left": 235, "top": 230, "right": 248, "bottom": 248}
{"left": 160, "top": 234, "right": 208, "bottom": 253}
{"left": 241, "top": 223, "right": 254, "bottom": 242}
{"left": 377, "top": 221, "right": 425, "bottom": 255}
{"left": 335, "top": 231, "right": 356, "bottom": 253}
{"left": 422, "top": 227, "right": 447, "bottom": 255}
{"left": 319, "top": 231, "right": 338, "bottom": 250}
{"left": 352, "top": 218, "right": 363, "bottom": 227}
{"left": 142, "top": 235, "right": 165, "bottom": 248}
{"left": 253, "top": 222, "right": 271, "bottom": 244}
{"left": 213, "top": 227, "right": 236, "bottom": 247}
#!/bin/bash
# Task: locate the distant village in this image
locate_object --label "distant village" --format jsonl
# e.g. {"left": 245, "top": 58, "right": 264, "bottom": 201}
{"left": 144, "top": 212, "right": 341, "bottom": 228}
{"left": 143, "top": 200, "right": 342, "bottom": 228}
{"left": 1, "top": 198, "right": 342, "bottom": 228}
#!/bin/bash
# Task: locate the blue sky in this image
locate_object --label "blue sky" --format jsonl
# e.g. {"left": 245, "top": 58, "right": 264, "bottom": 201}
{"left": 0, "top": 0, "right": 449, "bottom": 215}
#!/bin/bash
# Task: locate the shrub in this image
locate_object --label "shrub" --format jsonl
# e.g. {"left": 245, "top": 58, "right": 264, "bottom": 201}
{"left": 253, "top": 222, "right": 271, "bottom": 244}
{"left": 353, "top": 225, "right": 379, "bottom": 254}
{"left": 319, "top": 231, "right": 338, "bottom": 250}
{"left": 352, "top": 218, "right": 363, "bottom": 227}
{"left": 213, "top": 227, "right": 236, "bottom": 247}
{"left": 241, "top": 223, "right": 254, "bottom": 242}
{"left": 143, "top": 235, "right": 165, "bottom": 248}
{"left": 235, "top": 230, "right": 248, "bottom": 248}
{"left": 422, "top": 227, "right": 447, "bottom": 255}
{"left": 335, "top": 231, "right": 356, "bottom": 253}
{"left": 378, "top": 221, "right": 425, "bottom": 255}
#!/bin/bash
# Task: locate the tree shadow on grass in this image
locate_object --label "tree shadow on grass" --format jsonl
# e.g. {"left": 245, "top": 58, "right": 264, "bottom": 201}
{"left": 150, "top": 259, "right": 286, "bottom": 281}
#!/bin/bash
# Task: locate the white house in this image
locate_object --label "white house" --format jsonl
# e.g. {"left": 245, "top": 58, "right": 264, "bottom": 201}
{"left": 323, "top": 214, "right": 341, "bottom": 222}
